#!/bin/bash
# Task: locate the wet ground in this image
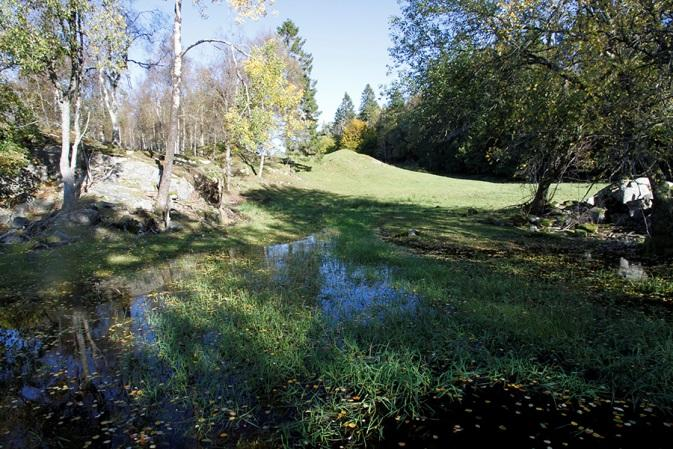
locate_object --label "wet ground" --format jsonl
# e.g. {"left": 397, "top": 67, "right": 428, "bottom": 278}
{"left": 1, "top": 235, "right": 672, "bottom": 448}
{"left": 380, "top": 382, "right": 673, "bottom": 449}
{"left": 0, "top": 235, "right": 421, "bottom": 448}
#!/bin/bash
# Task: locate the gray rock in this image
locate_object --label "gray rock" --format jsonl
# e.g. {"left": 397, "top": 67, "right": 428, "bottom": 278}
{"left": 85, "top": 154, "right": 194, "bottom": 211}
{"left": 0, "top": 230, "right": 26, "bottom": 244}
{"left": 408, "top": 228, "right": 418, "bottom": 237}
{"left": 11, "top": 216, "right": 30, "bottom": 229}
{"left": 577, "top": 223, "right": 598, "bottom": 233}
{"left": 113, "top": 216, "right": 144, "bottom": 234}
{"left": 618, "top": 257, "right": 648, "bottom": 281}
{"left": 168, "top": 221, "right": 184, "bottom": 232}
{"left": 588, "top": 177, "right": 653, "bottom": 211}
{"left": 589, "top": 207, "right": 607, "bottom": 224}
{"left": 67, "top": 208, "right": 101, "bottom": 226}
{"left": 44, "top": 230, "right": 73, "bottom": 247}
{"left": 574, "top": 229, "right": 588, "bottom": 237}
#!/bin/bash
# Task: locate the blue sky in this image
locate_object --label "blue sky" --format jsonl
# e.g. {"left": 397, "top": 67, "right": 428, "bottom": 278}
{"left": 132, "top": 0, "right": 402, "bottom": 123}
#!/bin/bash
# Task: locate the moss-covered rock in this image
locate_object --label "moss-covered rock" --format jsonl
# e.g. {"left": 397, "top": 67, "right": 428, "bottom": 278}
{"left": 577, "top": 223, "right": 598, "bottom": 233}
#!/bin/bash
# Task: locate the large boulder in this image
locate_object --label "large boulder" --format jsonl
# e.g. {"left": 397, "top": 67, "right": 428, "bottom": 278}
{"left": 618, "top": 257, "right": 648, "bottom": 281}
{"left": 43, "top": 230, "right": 73, "bottom": 247}
{"left": 588, "top": 177, "right": 653, "bottom": 217}
{"left": 53, "top": 208, "right": 101, "bottom": 228}
{"left": 67, "top": 208, "right": 101, "bottom": 226}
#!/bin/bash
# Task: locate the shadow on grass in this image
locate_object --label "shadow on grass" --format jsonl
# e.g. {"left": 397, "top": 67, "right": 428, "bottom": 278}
{"left": 2, "top": 185, "right": 673, "bottom": 447}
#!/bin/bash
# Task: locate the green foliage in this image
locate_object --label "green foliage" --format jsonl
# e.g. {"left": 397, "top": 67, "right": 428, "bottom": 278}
{"left": 340, "top": 118, "right": 367, "bottom": 150}
{"left": 315, "top": 133, "right": 336, "bottom": 155}
{"left": 388, "top": 0, "right": 673, "bottom": 213}
{"left": 0, "top": 82, "right": 35, "bottom": 176}
{"left": 358, "top": 83, "right": 380, "bottom": 123}
{"left": 332, "top": 92, "right": 355, "bottom": 140}
{"left": 224, "top": 39, "right": 305, "bottom": 157}
{"left": 0, "top": 0, "right": 91, "bottom": 77}
{"left": 277, "top": 19, "right": 319, "bottom": 122}
{"left": 0, "top": 140, "right": 28, "bottom": 176}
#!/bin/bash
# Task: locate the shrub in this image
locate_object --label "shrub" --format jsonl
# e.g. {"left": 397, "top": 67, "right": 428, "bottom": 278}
{"left": 315, "top": 134, "right": 337, "bottom": 155}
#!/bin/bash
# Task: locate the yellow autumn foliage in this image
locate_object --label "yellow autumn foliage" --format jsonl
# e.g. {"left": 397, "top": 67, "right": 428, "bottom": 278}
{"left": 340, "top": 118, "right": 367, "bottom": 151}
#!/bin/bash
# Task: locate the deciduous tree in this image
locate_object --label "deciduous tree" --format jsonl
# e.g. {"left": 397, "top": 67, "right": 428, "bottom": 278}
{"left": 156, "top": 0, "right": 274, "bottom": 226}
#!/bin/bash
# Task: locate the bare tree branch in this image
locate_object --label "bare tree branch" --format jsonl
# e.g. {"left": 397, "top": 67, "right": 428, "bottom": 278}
{"left": 182, "top": 39, "right": 250, "bottom": 58}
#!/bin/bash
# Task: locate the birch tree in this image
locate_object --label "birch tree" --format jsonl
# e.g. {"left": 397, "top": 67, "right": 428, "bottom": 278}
{"left": 224, "top": 39, "right": 304, "bottom": 180}
{"left": 0, "top": 0, "right": 95, "bottom": 210}
{"left": 155, "top": 0, "right": 274, "bottom": 227}
{"left": 90, "top": 0, "right": 129, "bottom": 146}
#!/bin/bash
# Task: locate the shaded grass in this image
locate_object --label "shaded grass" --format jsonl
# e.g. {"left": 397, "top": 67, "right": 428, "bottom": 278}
{"left": 2, "top": 151, "right": 672, "bottom": 447}
{"left": 124, "top": 185, "right": 673, "bottom": 446}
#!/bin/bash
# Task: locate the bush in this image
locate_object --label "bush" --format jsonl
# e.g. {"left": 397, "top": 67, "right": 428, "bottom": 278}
{"left": 315, "top": 134, "right": 337, "bottom": 155}
{"left": 0, "top": 140, "right": 28, "bottom": 176}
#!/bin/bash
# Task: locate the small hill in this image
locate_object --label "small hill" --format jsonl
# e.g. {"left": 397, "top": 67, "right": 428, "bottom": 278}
{"left": 302, "top": 150, "right": 595, "bottom": 210}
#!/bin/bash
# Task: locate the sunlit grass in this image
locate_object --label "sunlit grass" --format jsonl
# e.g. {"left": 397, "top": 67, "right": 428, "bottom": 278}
{"left": 1, "top": 151, "right": 672, "bottom": 447}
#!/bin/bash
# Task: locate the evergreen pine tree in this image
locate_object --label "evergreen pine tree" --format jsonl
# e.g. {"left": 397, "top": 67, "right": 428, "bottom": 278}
{"left": 332, "top": 93, "right": 356, "bottom": 139}
{"left": 358, "top": 84, "right": 380, "bottom": 123}
{"left": 277, "top": 19, "right": 320, "bottom": 151}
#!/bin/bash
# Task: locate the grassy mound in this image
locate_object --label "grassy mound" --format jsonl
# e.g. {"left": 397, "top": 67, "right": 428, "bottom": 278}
{"left": 303, "top": 150, "right": 597, "bottom": 209}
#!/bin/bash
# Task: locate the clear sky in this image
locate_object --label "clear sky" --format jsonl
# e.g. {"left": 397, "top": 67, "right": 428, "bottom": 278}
{"left": 132, "top": 0, "right": 402, "bottom": 123}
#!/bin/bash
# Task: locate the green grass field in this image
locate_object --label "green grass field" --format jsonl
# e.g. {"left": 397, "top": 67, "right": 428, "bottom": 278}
{"left": 2, "top": 150, "right": 672, "bottom": 448}
{"left": 300, "top": 150, "right": 598, "bottom": 209}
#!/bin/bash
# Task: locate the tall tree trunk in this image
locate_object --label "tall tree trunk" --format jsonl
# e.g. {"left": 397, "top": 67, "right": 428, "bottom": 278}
{"left": 225, "top": 145, "right": 232, "bottom": 193}
{"left": 530, "top": 177, "right": 553, "bottom": 216}
{"left": 258, "top": 150, "right": 265, "bottom": 179}
{"left": 99, "top": 71, "right": 121, "bottom": 146}
{"left": 156, "top": 0, "right": 183, "bottom": 225}
{"left": 59, "top": 96, "right": 76, "bottom": 211}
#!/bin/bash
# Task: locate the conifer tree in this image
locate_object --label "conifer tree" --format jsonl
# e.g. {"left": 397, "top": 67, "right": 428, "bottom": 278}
{"left": 332, "top": 92, "right": 355, "bottom": 140}
{"left": 277, "top": 19, "right": 319, "bottom": 151}
{"left": 358, "top": 84, "right": 380, "bottom": 123}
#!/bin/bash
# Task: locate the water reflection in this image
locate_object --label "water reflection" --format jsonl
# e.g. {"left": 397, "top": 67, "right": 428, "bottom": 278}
{"left": 264, "top": 235, "right": 420, "bottom": 324}
{"left": 1, "top": 235, "right": 421, "bottom": 448}
{"left": 0, "top": 275, "right": 174, "bottom": 448}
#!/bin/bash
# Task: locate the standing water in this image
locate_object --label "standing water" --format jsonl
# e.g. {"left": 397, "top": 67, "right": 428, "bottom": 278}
{"left": 1, "top": 235, "right": 421, "bottom": 448}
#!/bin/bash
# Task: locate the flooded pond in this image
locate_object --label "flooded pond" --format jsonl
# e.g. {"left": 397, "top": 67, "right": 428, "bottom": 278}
{"left": 0, "top": 234, "right": 421, "bottom": 448}
{"left": 265, "top": 235, "right": 419, "bottom": 325}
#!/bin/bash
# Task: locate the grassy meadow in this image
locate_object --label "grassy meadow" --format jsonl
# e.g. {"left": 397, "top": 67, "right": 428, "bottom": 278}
{"left": 2, "top": 150, "right": 673, "bottom": 448}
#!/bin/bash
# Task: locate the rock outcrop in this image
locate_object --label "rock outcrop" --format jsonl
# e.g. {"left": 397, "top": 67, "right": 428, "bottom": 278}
{"left": 1, "top": 148, "right": 220, "bottom": 244}
{"left": 84, "top": 152, "right": 195, "bottom": 211}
